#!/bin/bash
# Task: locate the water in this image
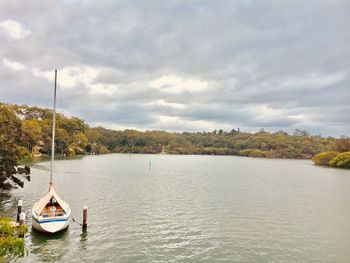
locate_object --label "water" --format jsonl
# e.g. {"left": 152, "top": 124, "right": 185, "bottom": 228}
{"left": 2, "top": 154, "right": 350, "bottom": 262}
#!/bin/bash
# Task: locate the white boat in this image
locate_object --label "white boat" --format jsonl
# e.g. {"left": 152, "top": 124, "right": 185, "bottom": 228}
{"left": 32, "top": 70, "right": 71, "bottom": 233}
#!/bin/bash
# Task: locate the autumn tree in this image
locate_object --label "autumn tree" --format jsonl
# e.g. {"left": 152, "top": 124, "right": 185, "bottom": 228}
{"left": 70, "top": 132, "right": 88, "bottom": 154}
{"left": 0, "top": 105, "right": 30, "bottom": 190}
{"left": 21, "top": 119, "right": 42, "bottom": 151}
{"left": 55, "top": 128, "right": 69, "bottom": 155}
{"left": 333, "top": 137, "right": 350, "bottom": 152}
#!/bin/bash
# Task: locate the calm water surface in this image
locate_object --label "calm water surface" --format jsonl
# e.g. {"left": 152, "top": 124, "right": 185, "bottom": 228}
{"left": 1, "top": 154, "right": 350, "bottom": 262}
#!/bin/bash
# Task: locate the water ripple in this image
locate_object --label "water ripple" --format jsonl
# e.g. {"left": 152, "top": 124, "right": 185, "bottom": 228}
{"left": 3, "top": 154, "right": 349, "bottom": 262}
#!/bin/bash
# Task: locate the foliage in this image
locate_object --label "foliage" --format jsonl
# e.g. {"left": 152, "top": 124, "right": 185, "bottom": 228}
{"left": 0, "top": 218, "right": 13, "bottom": 236}
{"left": 313, "top": 135, "right": 350, "bottom": 169}
{"left": 332, "top": 137, "right": 350, "bottom": 152}
{"left": 92, "top": 144, "right": 109, "bottom": 154}
{"left": 329, "top": 152, "right": 350, "bottom": 169}
{"left": 239, "top": 149, "right": 268, "bottom": 158}
{"left": 1, "top": 102, "right": 348, "bottom": 172}
{"left": 17, "top": 225, "right": 28, "bottom": 237}
{"left": 71, "top": 132, "right": 88, "bottom": 153}
{"left": 21, "top": 120, "right": 41, "bottom": 150}
{"left": 312, "top": 151, "right": 339, "bottom": 166}
{"left": 0, "top": 217, "right": 27, "bottom": 259}
{"left": 0, "top": 105, "right": 31, "bottom": 190}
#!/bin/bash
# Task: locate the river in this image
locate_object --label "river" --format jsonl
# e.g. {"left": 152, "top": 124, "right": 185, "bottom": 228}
{"left": 1, "top": 154, "right": 350, "bottom": 262}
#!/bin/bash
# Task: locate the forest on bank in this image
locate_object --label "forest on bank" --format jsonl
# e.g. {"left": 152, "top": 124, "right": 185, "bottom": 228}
{"left": 1, "top": 102, "right": 350, "bottom": 189}
{"left": 1, "top": 102, "right": 347, "bottom": 159}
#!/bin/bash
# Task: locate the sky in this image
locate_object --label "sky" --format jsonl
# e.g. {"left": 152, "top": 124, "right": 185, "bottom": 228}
{"left": 0, "top": 0, "right": 349, "bottom": 137}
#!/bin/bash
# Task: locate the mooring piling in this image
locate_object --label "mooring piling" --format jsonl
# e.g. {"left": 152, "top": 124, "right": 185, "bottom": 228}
{"left": 17, "top": 200, "right": 23, "bottom": 223}
{"left": 83, "top": 206, "right": 88, "bottom": 230}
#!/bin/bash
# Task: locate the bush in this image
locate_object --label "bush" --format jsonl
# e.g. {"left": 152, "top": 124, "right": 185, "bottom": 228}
{"left": 0, "top": 218, "right": 14, "bottom": 236}
{"left": 329, "top": 152, "right": 350, "bottom": 168}
{"left": 17, "top": 225, "right": 28, "bottom": 237}
{"left": 0, "top": 218, "right": 27, "bottom": 258}
{"left": 239, "top": 149, "right": 267, "bottom": 157}
{"left": 312, "top": 151, "right": 339, "bottom": 166}
{"left": 95, "top": 145, "right": 109, "bottom": 154}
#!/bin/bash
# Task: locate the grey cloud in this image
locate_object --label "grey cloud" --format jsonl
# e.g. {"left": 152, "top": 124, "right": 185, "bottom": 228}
{"left": 0, "top": 0, "right": 349, "bottom": 136}
{"left": 70, "top": 101, "right": 156, "bottom": 126}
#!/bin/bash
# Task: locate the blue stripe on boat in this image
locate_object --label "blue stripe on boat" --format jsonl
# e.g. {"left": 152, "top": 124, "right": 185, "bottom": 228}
{"left": 34, "top": 218, "right": 69, "bottom": 224}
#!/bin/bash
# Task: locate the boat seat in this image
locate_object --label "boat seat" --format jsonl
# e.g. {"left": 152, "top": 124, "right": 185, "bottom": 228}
{"left": 40, "top": 206, "right": 65, "bottom": 217}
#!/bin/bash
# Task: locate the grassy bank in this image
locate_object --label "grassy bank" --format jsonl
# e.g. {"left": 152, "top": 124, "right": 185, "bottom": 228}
{"left": 0, "top": 217, "right": 27, "bottom": 261}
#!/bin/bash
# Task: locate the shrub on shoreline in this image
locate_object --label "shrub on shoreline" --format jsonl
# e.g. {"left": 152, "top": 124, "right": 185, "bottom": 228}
{"left": 313, "top": 151, "right": 350, "bottom": 169}
{"left": 312, "top": 151, "right": 339, "bottom": 166}
{"left": 329, "top": 152, "right": 350, "bottom": 169}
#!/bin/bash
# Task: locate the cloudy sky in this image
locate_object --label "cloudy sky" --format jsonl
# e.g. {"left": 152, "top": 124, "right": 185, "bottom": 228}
{"left": 0, "top": 0, "right": 349, "bottom": 136}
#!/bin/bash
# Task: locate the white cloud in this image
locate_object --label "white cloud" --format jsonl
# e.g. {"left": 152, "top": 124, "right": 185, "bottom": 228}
{"left": 288, "top": 114, "right": 309, "bottom": 123}
{"left": 0, "top": 19, "right": 31, "bottom": 39}
{"left": 255, "top": 105, "right": 283, "bottom": 118}
{"left": 32, "top": 66, "right": 99, "bottom": 88}
{"left": 0, "top": 1, "right": 349, "bottom": 136}
{"left": 90, "top": 83, "right": 118, "bottom": 95}
{"left": 32, "top": 68, "right": 52, "bottom": 81}
{"left": 3, "top": 58, "right": 25, "bottom": 71}
{"left": 153, "top": 99, "right": 186, "bottom": 109}
{"left": 150, "top": 75, "right": 209, "bottom": 94}
{"left": 155, "top": 115, "right": 226, "bottom": 132}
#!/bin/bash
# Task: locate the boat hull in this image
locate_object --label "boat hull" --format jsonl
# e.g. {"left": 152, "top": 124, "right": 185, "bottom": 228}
{"left": 32, "top": 213, "right": 70, "bottom": 233}
{"left": 32, "top": 208, "right": 70, "bottom": 233}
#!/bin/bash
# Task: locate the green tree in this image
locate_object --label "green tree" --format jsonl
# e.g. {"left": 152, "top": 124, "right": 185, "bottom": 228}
{"left": 0, "top": 105, "right": 30, "bottom": 190}
{"left": 72, "top": 132, "right": 88, "bottom": 149}
{"left": 333, "top": 137, "right": 350, "bottom": 152}
{"left": 92, "top": 144, "right": 109, "bottom": 154}
{"left": 69, "top": 132, "right": 88, "bottom": 154}
{"left": 21, "top": 119, "right": 41, "bottom": 151}
{"left": 57, "top": 116, "right": 87, "bottom": 135}
{"left": 55, "top": 128, "right": 69, "bottom": 155}
{"left": 85, "top": 129, "right": 99, "bottom": 144}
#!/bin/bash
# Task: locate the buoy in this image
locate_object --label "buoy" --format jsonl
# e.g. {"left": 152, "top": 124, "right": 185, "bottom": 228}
{"left": 17, "top": 200, "right": 23, "bottom": 223}
{"left": 82, "top": 206, "right": 88, "bottom": 230}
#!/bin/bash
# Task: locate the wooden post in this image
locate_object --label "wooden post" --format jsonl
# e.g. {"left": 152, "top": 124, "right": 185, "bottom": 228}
{"left": 19, "top": 212, "right": 26, "bottom": 226}
{"left": 17, "top": 200, "right": 23, "bottom": 223}
{"left": 82, "top": 206, "right": 88, "bottom": 230}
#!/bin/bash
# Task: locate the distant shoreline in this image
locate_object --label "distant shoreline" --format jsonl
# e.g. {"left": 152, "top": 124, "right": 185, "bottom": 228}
{"left": 25, "top": 151, "right": 311, "bottom": 162}
{"left": 22, "top": 152, "right": 350, "bottom": 172}
{"left": 2, "top": 103, "right": 345, "bottom": 168}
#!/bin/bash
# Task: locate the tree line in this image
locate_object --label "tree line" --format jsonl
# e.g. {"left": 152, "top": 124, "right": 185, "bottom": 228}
{"left": 2, "top": 103, "right": 343, "bottom": 159}
{"left": 1, "top": 102, "right": 349, "bottom": 189}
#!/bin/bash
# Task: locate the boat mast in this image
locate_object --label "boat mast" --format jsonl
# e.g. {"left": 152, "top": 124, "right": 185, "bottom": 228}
{"left": 49, "top": 69, "right": 57, "bottom": 186}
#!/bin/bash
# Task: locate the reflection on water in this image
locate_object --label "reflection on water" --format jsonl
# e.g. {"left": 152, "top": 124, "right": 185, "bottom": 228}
{"left": 79, "top": 230, "right": 88, "bottom": 250}
{"left": 30, "top": 228, "right": 70, "bottom": 262}
{"left": 0, "top": 192, "right": 18, "bottom": 218}
{"left": 2, "top": 154, "right": 350, "bottom": 262}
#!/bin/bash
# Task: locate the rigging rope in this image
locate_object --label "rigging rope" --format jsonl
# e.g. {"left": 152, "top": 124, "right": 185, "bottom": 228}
{"left": 71, "top": 216, "right": 83, "bottom": 226}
